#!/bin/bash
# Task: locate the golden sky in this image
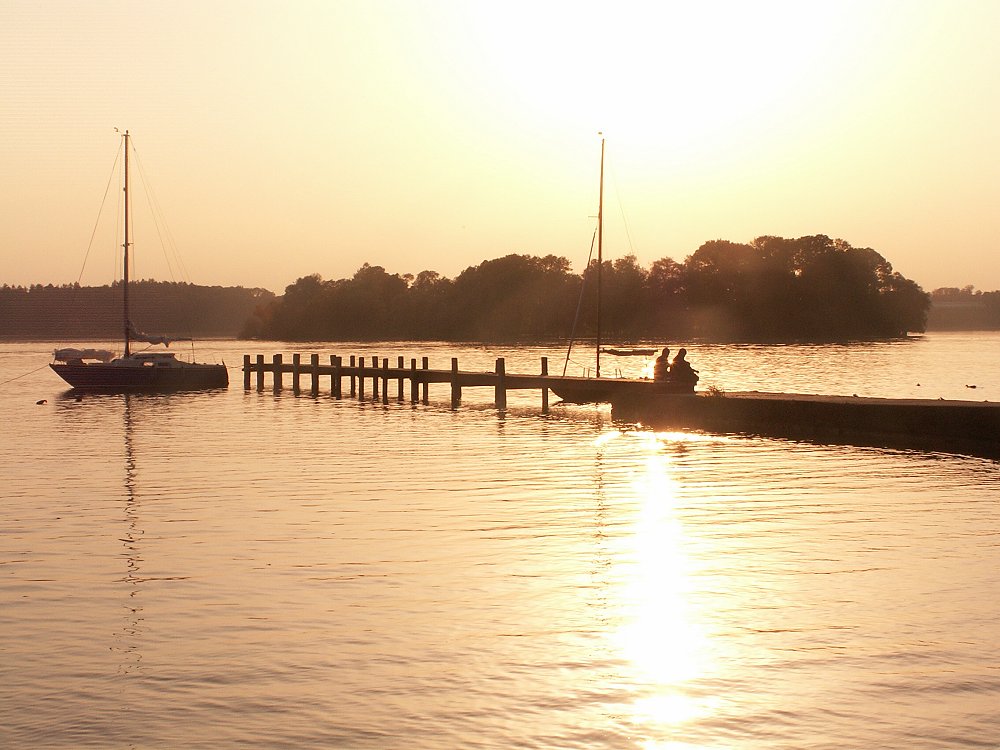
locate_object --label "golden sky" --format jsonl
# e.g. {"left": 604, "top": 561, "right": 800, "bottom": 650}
{"left": 2, "top": 0, "right": 999, "bottom": 293}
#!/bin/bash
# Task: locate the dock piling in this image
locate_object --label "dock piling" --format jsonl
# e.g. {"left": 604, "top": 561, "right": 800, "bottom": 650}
{"left": 310, "top": 353, "right": 320, "bottom": 396}
{"left": 450, "top": 357, "right": 461, "bottom": 409}
{"left": 273, "top": 353, "right": 283, "bottom": 392}
{"left": 541, "top": 357, "right": 549, "bottom": 413}
{"left": 382, "top": 358, "right": 389, "bottom": 405}
{"left": 495, "top": 358, "right": 507, "bottom": 409}
{"left": 422, "top": 357, "right": 429, "bottom": 404}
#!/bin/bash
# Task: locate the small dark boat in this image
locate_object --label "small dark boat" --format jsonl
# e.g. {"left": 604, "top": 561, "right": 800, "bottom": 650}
{"left": 600, "top": 347, "right": 657, "bottom": 357}
{"left": 549, "top": 378, "right": 647, "bottom": 403}
{"left": 549, "top": 375, "right": 695, "bottom": 404}
{"left": 50, "top": 131, "right": 227, "bottom": 392}
{"left": 548, "top": 378, "right": 622, "bottom": 404}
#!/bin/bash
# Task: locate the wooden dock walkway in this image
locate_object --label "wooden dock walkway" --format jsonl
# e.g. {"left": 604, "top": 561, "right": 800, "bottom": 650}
{"left": 242, "top": 352, "right": 1000, "bottom": 458}
{"left": 241, "top": 353, "right": 638, "bottom": 410}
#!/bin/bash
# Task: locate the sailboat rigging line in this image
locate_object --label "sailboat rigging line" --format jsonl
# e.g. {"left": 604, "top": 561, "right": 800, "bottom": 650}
{"left": 608, "top": 159, "right": 638, "bottom": 257}
{"left": 77, "top": 147, "right": 123, "bottom": 286}
{"left": 562, "top": 226, "right": 598, "bottom": 377}
{"left": 131, "top": 143, "right": 192, "bottom": 285}
{"left": 125, "top": 136, "right": 207, "bottom": 347}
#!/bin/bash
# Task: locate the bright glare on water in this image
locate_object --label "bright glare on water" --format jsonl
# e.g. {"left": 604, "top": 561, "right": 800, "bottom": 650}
{"left": 1, "top": 334, "right": 999, "bottom": 749}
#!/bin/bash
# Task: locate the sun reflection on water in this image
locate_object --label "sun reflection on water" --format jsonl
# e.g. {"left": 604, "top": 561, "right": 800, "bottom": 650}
{"left": 611, "top": 431, "right": 720, "bottom": 736}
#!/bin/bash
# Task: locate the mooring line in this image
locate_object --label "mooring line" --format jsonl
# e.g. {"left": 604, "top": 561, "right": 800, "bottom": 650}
{"left": 0, "top": 363, "right": 53, "bottom": 387}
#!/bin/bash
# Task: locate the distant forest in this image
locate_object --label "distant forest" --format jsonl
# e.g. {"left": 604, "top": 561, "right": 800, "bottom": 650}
{"left": 7, "top": 237, "right": 994, "bottom": 343}
{"left": 926, "top": 286, "right": 1000, "bottom": 329}
{"left": 0, "top": 280, "right": 274, "bottom": 339}
{"left": 242, "top": 235, "right": 934, "bottom": 342}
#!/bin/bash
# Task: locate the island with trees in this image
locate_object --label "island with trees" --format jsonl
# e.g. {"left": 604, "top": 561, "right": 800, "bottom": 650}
{"left": 8, "top": 236, "right": 994, "bottom": 343}
{"left": 241, "top": 235, "right": 933, "bottom": 342}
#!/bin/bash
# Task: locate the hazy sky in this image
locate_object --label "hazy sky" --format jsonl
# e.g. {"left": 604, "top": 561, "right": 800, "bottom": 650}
{"left": 3, "top": 0, "right": 999, "bottom": 293}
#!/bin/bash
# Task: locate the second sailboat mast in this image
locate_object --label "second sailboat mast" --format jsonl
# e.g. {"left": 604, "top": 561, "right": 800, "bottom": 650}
{"left": 123, "top": 130, "right": 131, "bottom": 357}
{"left": 596, "top": 135, "right": 604, "bottom": 379}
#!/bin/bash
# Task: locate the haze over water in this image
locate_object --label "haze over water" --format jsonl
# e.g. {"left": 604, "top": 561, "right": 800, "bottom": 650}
{"left": 2, "top": 333, "right": 999, "bottom": 748}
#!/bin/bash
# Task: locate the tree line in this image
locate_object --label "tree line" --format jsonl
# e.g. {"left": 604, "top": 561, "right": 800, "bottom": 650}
{"left": 241, "top": 235, "right": 932, "bottom": 342}
{"left": 927, "top": 286, "right": 1000, "bottom": 330}
{"left": 0, "top": 280, "right": 274, "bottom": 339}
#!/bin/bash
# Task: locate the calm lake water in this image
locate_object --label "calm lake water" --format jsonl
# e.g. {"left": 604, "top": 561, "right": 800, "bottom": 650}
{"left": 2, "top": 333, "right": 999, "bottom": 749}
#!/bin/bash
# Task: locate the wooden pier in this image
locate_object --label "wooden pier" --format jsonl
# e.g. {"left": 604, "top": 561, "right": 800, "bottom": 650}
{"left": 242, "top": 352, "right": 1000, "bottom": 458}
{"left": 241, "top": 353, "right": 626, "bottom": 411}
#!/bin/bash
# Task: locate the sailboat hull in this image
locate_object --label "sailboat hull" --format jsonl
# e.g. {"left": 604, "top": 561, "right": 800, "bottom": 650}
{"left": 50, "top": 362, "right": 228, "bottom": 392}
{"left": 548, "top": 377, "right": 652, "bottom": 404}
{"left": 549, "top": 376, "right": 696, "bottom": 404}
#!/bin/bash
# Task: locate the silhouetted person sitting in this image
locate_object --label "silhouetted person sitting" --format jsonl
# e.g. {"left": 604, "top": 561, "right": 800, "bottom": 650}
{"left": 669, "top": 348, "right": 699, "bottom": 392}
{"left": 653, "top": 347, "right": 670, "bottom": 381}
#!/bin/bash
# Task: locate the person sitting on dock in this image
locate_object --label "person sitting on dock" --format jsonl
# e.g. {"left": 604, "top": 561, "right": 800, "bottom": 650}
{"left": 668, "top": 348, "right": 699, "bottom": 392}
{"left": 653, "top": 348, "right": 670, "bottom": 381}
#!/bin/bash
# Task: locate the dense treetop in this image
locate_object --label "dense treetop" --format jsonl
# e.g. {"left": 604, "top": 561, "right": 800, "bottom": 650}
{"left": 241, "top": 235, "right": 933, "bottom": 342}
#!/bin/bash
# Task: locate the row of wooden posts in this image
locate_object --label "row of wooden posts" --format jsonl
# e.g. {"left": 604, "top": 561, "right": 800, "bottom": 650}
{"left": 242, "top": 353, "right": 554, "bottom": 411}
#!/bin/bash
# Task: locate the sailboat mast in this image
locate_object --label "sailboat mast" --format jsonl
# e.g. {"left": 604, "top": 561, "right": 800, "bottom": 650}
{"left": 596, "top": 135, "right": 604, "bottom": 378}
{"left": 123, "top": 130, "right": 131, "bottom": 357}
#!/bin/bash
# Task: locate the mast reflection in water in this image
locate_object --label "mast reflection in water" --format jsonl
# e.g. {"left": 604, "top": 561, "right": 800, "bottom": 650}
{"left": 114, "top": 395, "right": 144, "bottom": 681}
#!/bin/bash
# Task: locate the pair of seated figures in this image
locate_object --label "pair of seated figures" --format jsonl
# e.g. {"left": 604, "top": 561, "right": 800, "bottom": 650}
{"left": 652, "top": 347, "right": 699, "bottom": 393}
